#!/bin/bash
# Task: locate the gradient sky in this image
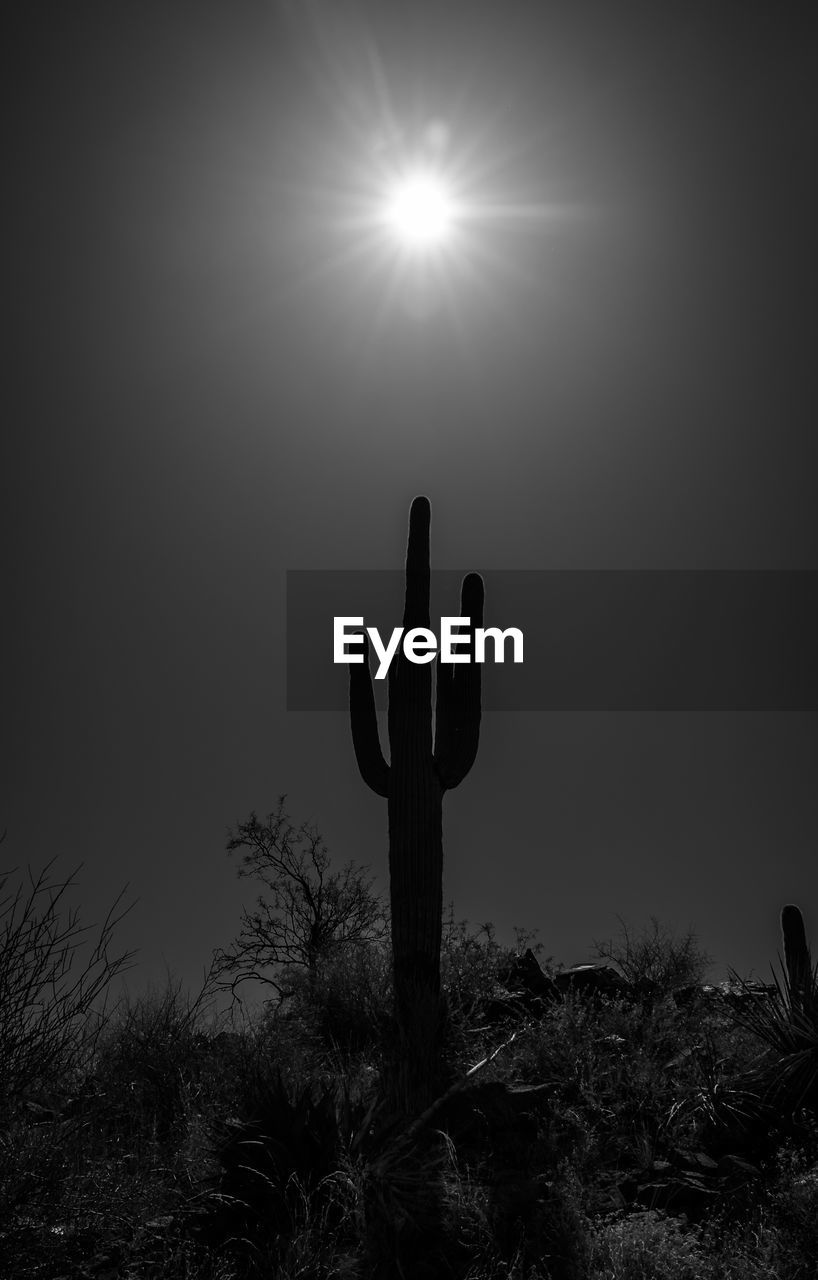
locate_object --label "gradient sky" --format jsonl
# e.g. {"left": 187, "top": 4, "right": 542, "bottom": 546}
{"left": 4, "top": 0, "right": 817, "bottom": 1000}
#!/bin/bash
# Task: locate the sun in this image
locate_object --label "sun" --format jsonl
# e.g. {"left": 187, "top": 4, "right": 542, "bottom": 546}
{"left": 302, "top": 108, "right": 562, "bottom": 323}
{"left": 380, "top": 168, "right": 459, "bottom": 253}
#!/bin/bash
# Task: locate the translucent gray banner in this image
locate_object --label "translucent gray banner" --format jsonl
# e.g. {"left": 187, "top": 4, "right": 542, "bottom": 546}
{"left": 286, "top": 570, "right": 817, "bottom": 711}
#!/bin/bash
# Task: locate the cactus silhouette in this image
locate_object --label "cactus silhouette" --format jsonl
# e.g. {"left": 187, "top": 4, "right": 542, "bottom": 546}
{"left": 349, "top": 496, "right": 483, "bottom": 1113}
{"left": 781, "top": 903, "right": 812, "bottom": 1016}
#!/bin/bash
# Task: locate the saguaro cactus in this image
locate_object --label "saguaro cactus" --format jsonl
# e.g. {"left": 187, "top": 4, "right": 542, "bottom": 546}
{"left": 349, "top": 496, "right": 483, "bottom": 1113}
{"left": 781, "top": 903, "right": 812, "bottom": 1017}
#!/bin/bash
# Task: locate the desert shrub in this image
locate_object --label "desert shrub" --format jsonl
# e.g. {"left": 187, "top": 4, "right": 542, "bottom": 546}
{"left": 0, "top": 1112, "right": 75, "bottom": 1220}
{"left": 439, "top": 912, "right": 552, "bottom": 1089}
{"left": 441, "top": 912, "right": 512, "bottom": 1017}
{"left": 196, "top": 1068, "right": 375, "bottom": 1276}
{"left": 0, "top": 853, "right": 133, "bottom": 1112}
{"left": 439, "top": 1140, "right": 591, "bottom": 1280}
{"left": 277, "top": 935, "right": 393, "bottom": 1064}
{"left": 89, "top": 972, "right": 219, "bottom": 1158}
{"left": 698, "top": 1144, "right": 818, "bottom": 1280}
{"left": 499, "top": 993, "right": 704, "bottom": 1176}
{"left": 759, "top": 1144, "right": 818, "bottom": 1276}
{"left": 442, "top": 912, "right": 549, "bottom": 1018}
{"left": 265, "top": 908, "right": 538, "bottom": 1083}
{"left": 592, "top": 1155, "right": 818, "bottom": 1280}
{"left": 593, "top": 918, "right": 712, "bottom": 996}
{"left": 439, "top": 1135, "right": 497, "bottom": 1261}
{"left": 590, "top": 1210, "right": 709, "bottom": 1280}
{"left": 0, "top": 1091, "right": 229, "bottom": 1280}
{"left": 518, "top": 1164, "right": 591, "bottom": 1280}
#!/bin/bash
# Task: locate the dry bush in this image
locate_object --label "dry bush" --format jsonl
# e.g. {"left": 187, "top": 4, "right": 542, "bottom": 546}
{"left": 0, "top": 847, "right": 133, "bottom": 1110}
{"left": 593, "top": 917, "right": 712, "bottom": 995}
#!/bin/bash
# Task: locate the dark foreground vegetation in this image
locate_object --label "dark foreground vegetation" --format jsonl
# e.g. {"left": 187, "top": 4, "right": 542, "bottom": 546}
{"left": 2, "top": 852, "right": 817, "bottom": 1279}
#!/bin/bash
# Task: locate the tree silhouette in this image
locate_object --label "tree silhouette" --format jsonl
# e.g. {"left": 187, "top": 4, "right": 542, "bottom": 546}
{"left": 214, "top": 798, "right": 387, "bottom": 999}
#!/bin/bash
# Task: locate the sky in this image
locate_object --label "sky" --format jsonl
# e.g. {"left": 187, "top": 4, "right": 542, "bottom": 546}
{"left": 4, "top": 0, "right": 817, "bottom": 1001}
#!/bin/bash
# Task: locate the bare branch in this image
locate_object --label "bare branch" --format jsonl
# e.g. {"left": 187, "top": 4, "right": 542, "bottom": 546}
{"left": 0, "top": 854, "right": 135, "bottom": 1108}
{"left": 213, "top": 798, "right": 388, "bottom": 998}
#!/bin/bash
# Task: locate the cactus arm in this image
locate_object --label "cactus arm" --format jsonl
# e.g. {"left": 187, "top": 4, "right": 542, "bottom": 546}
{"left": 434, "top": 572, "right": 483, "bottom": 790}
{"left": 349, "top": 634, "right": 390, "bottom": 798}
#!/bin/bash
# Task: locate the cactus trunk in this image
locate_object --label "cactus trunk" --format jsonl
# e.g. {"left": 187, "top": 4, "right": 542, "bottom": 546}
{"left": 388, "top": 682, "right": 445, "bottom": 1111}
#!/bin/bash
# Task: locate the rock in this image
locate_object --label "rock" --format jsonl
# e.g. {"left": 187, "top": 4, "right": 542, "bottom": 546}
{"left": 499, "top": 949, "right": 559, "bottom": 1002}
{"left": 553, "top": 964, "right": 629, "bottom": 1001}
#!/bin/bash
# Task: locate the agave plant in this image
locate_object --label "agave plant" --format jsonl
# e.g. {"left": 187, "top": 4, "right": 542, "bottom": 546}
{"left": 728, "top": 905, "right": 818, "bottom": 1116}
{"left": 685, "top": 1037, "right": 766, "bottom": 1139}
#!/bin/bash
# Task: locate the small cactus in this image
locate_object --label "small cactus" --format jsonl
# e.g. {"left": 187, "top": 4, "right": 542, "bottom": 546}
{"left": 781, "top": 904, "right": 812, "bottom": 1016}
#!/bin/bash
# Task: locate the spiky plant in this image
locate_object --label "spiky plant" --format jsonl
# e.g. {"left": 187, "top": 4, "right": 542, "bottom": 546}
{"left": 349, "top": 496, "right": 483, "bottom": 1117}
{"left": 198, "top": 1071, "right": 371, "bottom": 1268}
{"left": 728, "top": 905, "right": 818, "bottom": 1115}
